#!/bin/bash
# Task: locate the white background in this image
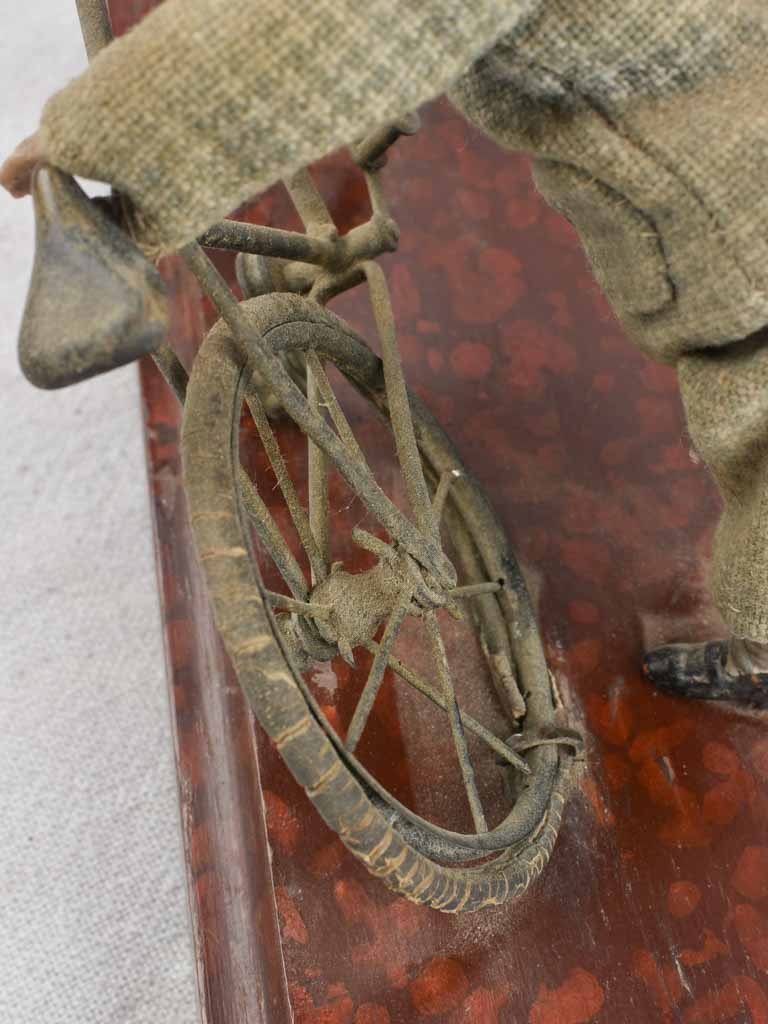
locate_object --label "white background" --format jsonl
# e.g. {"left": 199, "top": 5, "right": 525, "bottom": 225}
{"left": 0, "top": 6, "right": 199, "bottom": 1022}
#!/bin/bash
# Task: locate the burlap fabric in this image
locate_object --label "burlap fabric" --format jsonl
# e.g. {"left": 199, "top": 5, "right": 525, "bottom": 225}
{"left": 39, "top": 0, "right": 768, "bottom": 640}
{"left": 40, "top": 0, "right": 532, "bottom": 252}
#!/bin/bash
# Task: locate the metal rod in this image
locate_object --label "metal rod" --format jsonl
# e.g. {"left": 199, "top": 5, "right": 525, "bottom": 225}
{"left": 264, "top": 592, "right": 330, "bottom": 619}
{"left": 425, "top": 609, "right": 487, "bottom": 832}
{"left": 199, "top": 220, "right": 334, "bottom": 266}
{"left": 351, "top": 527, "right": 393, "bottom": 562}
{"left": 432, "top": 469, "right": 461, "bottom": 525}
{"left": 306, "top": 351, "right": 365, "bottom": 462}
{"left": 350, "top": 114, "right": 420, "bottom": 170}
{"left": 236, "top": 468, "right": 309, "bottom": 601}
{"left": 364, "top": 261, "right": 436, "bottom": 539}
{"left": 75, "top": 0, "right": 113, "bottom": 61}
{"left": 364, "top": 169, "right": 391, "bottom": 221}
{"left": 307, "top": 359, "right": 331, "bottom": 578}
{"left": 284, "top": 169, "right": 336, "bottom": 232}
{"left": 182, "top": 242, "right": 242, "bottom": 318}
{"left": 152, "top": 342, "right": 188, "bottom": 403}
{"left": 346, "top": 588, "right": 412, "bottom": 751}
{"left": 245, "top": 384, "right": 327, "bottom": 584}
{"left": 439, "top": 495, "right": 527, "bottom": 721}
{"left": 364, "top": 642, "right": 530, "bottom": 775}
{"left": 451, "top": 581, "right": 503, "bottom": 600}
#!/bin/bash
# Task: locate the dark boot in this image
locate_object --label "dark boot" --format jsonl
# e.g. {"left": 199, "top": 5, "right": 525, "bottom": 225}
{"left": 643, "top": 640, "right": 768, "bottom": 707}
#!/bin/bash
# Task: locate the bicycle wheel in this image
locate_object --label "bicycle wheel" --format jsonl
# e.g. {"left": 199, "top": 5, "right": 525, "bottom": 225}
{"left": 182, "top": 291, "right": 579, "bottom": 912}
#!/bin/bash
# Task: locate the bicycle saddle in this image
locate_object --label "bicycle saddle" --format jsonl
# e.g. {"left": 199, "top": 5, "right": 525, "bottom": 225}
{"left": 18, "top": 166, "right": 167, "bottom": 389}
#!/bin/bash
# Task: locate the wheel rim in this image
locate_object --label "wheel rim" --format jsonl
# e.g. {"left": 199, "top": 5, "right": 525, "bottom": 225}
{"left": 222, "top": 294, "right": 573, "bottom": 862}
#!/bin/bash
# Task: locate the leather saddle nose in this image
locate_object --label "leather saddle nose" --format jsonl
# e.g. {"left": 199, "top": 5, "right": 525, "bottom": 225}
{"left": 18, "top": 166, "right": 168, "bottom": 389}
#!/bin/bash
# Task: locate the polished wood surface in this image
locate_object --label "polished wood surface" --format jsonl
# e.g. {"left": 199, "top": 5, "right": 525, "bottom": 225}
{"left": 116, "top": 4, "right": 768, "bottom": 1019}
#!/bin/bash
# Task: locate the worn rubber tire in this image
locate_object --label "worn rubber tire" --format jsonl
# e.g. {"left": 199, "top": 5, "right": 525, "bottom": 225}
{"left": 182, "top": 293, "right": 573, "bottom": 912}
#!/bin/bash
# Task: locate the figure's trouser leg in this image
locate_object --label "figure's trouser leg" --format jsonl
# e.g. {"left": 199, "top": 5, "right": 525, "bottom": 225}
{"left": 638, "top": 329, "right": 768, "bottom": 704}
{"left": 449, "top": 1, "right": 768, "bottom": 678}
{"left": 677, "top": 330, "right": 768, "bottom": 643}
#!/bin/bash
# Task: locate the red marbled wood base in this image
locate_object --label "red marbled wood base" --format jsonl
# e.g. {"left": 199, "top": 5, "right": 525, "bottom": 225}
{"left": 119, "top": 6, "right": 768, "bottom": 1018}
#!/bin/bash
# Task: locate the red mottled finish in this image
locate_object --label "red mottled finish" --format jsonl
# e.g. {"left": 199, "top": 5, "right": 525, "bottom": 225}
{"left": 114, "top": 3, "right": 768, "bottom": 1021}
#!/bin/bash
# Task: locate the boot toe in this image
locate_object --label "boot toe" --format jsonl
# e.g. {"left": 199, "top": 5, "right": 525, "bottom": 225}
{"left": 641, "top": 641, "right": 727, "bottom": 700}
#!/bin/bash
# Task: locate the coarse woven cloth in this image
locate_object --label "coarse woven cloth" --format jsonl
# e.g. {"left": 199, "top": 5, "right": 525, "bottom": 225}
{"left": 39, "top": 0, "right": 768, "bottom": 639}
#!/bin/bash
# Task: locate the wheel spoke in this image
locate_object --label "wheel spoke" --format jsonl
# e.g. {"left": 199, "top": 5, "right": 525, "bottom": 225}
{"left": 451, "top": 581, "right": 503, "bottom": 600}
{"left": 345, "top": 587, "right": 412, "bottom": 752}
{"left": 307, "top": 359, "right": 331, "bottom": 579}
{"left": 245, "top": 381, "right": 327, "bottom": 583}
{"left": 305, "top": 351, "right": 366, "bottom": 463}
{"left": 236, "top": 467, "right": 308, "bottom": 601}
{"left": 351, "top": 526, "right": 394, "bottom": 562}
{"left": 424, "top": 609, "right": 488, "bottom": 833}
{"left": 363, "top": 641, "right": 530, "bottom": 774}
{"left": 264, "top": 591, "right": 331, "bottom": 620}
{"left": 431, "top": 469, "right": 461, "bottom": 525}
{"left": 364, "top": 261, "right": 437, "bottom": 540}
{"left": 287, "top": 174, "right": 337, "bottom": 587}
{"left": 437, "top": 493, "right": 527, "bottom": 721}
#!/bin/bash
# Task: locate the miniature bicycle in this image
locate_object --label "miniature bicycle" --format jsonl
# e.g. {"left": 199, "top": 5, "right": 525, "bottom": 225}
{"left": 17, "top": 0, "right": 582, "bottom": 912}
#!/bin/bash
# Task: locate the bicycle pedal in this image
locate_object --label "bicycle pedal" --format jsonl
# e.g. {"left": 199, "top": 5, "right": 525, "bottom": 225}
{"left": 18, "top": 166, "right": 168, "bottom": 389}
